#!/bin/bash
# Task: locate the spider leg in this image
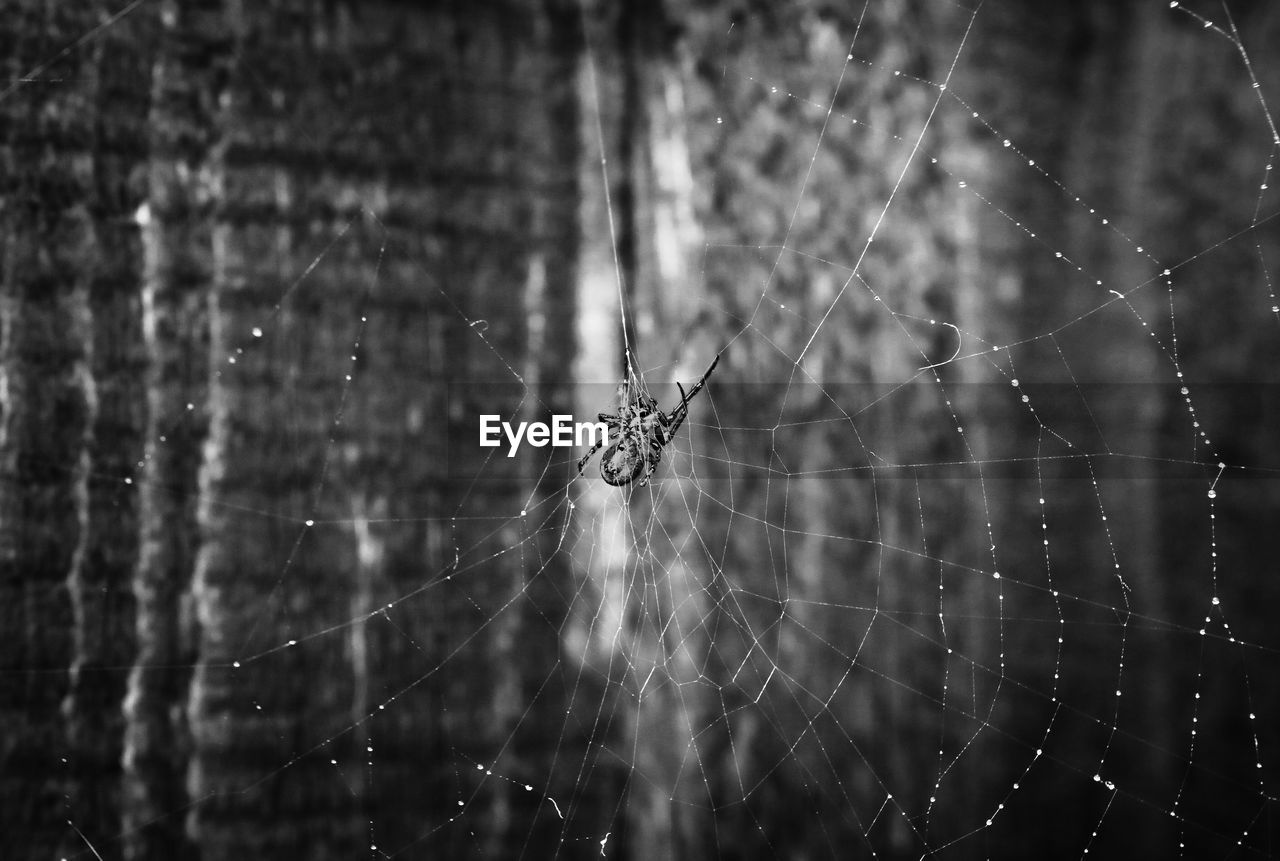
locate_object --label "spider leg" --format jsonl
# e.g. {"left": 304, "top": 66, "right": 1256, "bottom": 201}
{"left": 577, "top": 414, "right": 620, "bottom": 475}
{"left": 666, "top": 383, "right": 691, "bottom": 436}
{"left": 666, "top": 405, "right": 688, "bottom": 438}
{"left": 638, "top": 444, "right": 662, "bottom": 487}
{"left": 661, "top": 354, "right": 720, "bottom": 440}
{"left": 576, "top": 439, "right": 606, "bottom": 475}
{"left": 680, "top": 354, "right": 719, "bottom": 404}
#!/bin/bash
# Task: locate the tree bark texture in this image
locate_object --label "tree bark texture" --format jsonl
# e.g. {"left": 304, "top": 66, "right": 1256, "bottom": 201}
{"left": 175, "top": 1, "right": 582, "bottom": 858}
{"left": 115, "top": 4, "right": 228, "bottom": 861}
{"left": 62, "top": 5, "right": 152, "bottom": 858}
{"left": 1, "top": 3, "right": 129, "bottom": 857}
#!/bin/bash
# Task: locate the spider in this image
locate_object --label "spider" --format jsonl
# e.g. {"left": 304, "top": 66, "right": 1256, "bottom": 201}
{"left": 577, "top": 354, "right": 720, "bottom": 487}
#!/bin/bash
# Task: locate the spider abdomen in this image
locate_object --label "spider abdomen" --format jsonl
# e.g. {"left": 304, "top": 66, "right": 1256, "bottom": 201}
{"left": 600, "top": 440, "right": 645, "bottom": 486}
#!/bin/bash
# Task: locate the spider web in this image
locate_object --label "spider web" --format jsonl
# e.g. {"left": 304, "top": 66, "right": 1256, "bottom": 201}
{"left": 14, "top": 1, "right": 1280, "bottom": 859}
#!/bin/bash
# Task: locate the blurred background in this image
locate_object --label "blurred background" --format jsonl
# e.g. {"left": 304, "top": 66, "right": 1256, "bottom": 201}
{"left": 3, "top": 0, "right": 1280, "bottom": 858}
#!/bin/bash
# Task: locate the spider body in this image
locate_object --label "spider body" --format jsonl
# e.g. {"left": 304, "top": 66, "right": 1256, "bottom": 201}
{"left": 577, "top": 354, "right": 719, "bottom": 487}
